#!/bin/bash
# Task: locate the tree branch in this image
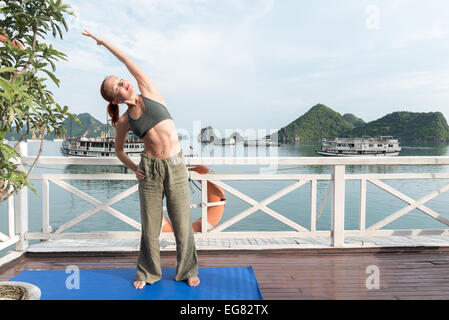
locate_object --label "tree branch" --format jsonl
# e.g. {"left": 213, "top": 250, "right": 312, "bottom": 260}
{"left": 11, "top": 25, "right": 38, "bottom": 84}
{"left": 13, "top": 122, "right": 30, "bottom": 150}
{"left": 0, "top": 187, "right": 16, "bottom": 206}
{"left": 25, "top": 127, "right": 46, "bottom": 179}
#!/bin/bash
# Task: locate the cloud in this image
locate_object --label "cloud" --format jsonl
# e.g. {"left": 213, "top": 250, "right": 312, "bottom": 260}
{"left": 62, "top": 47, "right": 114, "bottom": 72}
{"left": 271, "top": 43, "right": 338, "bottom": 63}
{"left": 46, "top": 0, "right": 449, "bottom": 130}
{"left": 240, "top": 0, "right": 275, "bottom": 26}
{"left": 397, "top": 24, "right": 449, "bottom": 47}
{"left": 63, "top": 0, "right": 263, "bottom": 90}
{"left": 370, "top": 70, "right": 449, "bottom": 94}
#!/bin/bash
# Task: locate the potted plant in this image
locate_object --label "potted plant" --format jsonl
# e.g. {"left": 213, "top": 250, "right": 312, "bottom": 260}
{"left": 0, "top": 281, "right": 41, "bottom": 300}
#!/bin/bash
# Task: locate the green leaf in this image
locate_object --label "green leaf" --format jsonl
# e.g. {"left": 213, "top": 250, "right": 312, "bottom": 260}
{"left": 0, "top": 77, "right": 14, "bottom": 101}
{"left": 0, "top": 67, "right": 16, "bottom": 74}
{"left": 0, "top": 127, "right": 6, "bottom": 140}
{"left": 41, "top": 68, "right": 60, "bottom": 86}
{"left": 8, "top": 109, "right": 15, "bottom": 124}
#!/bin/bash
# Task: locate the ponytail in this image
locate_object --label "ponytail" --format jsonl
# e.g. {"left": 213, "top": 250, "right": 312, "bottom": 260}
{"left": 107, "top": 102, "right": 119, "bottom": 127}
{"left": 100, "top": 76, "right": 119, "bottom": 127}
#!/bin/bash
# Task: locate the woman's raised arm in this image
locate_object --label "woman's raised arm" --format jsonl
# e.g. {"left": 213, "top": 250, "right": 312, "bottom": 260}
{"left": 82, "top": 29, "right": 157, "bottom": 98}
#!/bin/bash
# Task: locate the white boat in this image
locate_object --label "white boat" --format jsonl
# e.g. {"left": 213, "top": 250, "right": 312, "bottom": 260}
{"left": 315, "top": 136, "right": 401, "bottom": 157}
{"left": 244, "top": 138, "right": 279, "bottom": 146}
{"left": 61, "top": 136, "right": 144, "bottom": 157}
{"left": 213, "top": 137, "right": 236, "bottom": 145}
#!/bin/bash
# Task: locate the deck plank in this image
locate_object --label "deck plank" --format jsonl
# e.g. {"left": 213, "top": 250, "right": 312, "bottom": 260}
{"left": 1, "top": 248, "right": 449, "bottom": 299}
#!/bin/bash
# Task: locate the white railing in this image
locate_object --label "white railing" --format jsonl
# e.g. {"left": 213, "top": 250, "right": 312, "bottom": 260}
{"left": 0, "top": 191, "right": 20, "bottom": 252}
{"left": 2, "top": 142, "right": 449, "bottom": 258}
{"left": 0, "top": 142, "right": 27, "bottom": 266}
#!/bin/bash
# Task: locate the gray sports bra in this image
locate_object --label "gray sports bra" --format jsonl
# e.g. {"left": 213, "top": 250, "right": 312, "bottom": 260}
{"left": 128, "top": 96, "right": 173, "bottom": 138}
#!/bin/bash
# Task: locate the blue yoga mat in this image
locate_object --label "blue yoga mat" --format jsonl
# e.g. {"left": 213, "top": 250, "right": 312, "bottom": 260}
{"left": 10, "top": 266, "right": 263, "bottom": 300}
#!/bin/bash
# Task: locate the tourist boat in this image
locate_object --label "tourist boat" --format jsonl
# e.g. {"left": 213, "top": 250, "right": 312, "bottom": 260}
{"left": 244, "top": 138, "right": 279, "bottom": 146}
{"left": 315, "top": 136, "right": 401, "bottom": 156}
{"left": 61, "top": 135, "right": 144, "bottom": 157}
{"left": 213, "top": 137, "right": 236, "bottom": 145}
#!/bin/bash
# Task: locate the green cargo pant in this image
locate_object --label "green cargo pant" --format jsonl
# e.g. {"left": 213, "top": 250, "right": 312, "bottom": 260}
{"left": 136, "top": 149, "right": 198, "bottom": 284}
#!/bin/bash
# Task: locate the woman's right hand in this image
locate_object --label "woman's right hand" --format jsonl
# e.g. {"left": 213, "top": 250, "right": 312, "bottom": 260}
{"left": 81, "top": 29, "right": 104, "bottom": 46}
{"left": 134, "top": 167, "right": 145, "bottom": 180}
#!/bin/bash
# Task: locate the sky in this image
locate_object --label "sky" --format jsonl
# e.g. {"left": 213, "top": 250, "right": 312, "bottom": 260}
{"left": 47, "top": 0, "right": 449, "bottom": 139}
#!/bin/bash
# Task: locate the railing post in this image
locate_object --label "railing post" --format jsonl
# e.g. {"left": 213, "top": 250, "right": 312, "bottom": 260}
{"left": 359, "top": 179, "right": 367, "bottom": 231}
{"left": 42, "top": 179, "right": 51, "bottom": 235}
{"left": 310, "top": 179, "right": 317, "bottom": 232}
{"left": 8, "top": 186, "right": 15, "bottom": 238}
{"left": 332, "top": 165, "right": 345, "bottom": 247}
{"left": 14, "top": 141, "right": 28, "bottom": 251}
{"left": 201, "top": 179, "right": 208, "bottom": 235}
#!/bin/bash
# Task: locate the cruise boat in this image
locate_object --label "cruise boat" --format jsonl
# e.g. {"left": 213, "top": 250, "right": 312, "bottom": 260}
{"left": 61, "top": 135, "right": 144, "bottom": 157}
{"left": 213, "top": 137, "right": 236, "bottom": 145}
{"left": 315, "top": 136, "right": 401, "bottom": 157}
{"left": 244, "top": 138, "right": 279, "bottom": 146}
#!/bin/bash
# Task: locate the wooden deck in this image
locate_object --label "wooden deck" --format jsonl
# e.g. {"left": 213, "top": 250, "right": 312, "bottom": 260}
{"left": 1, "top": 246, "right": 449, "bottom": 300}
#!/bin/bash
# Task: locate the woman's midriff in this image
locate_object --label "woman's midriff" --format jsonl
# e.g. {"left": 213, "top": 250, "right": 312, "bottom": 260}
{"left": 142, "top": 119, "right": 181, "bottom": 159}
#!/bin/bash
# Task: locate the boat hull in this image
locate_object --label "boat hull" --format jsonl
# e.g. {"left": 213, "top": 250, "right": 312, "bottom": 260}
{"left": 315, "top": 150, "right": 400, "bottom": 157}
{"left": 60, "top": 147, "right": 141, "bottom": 157}
{"left": 61, "top": 137, "right": 144, "bottom": 158}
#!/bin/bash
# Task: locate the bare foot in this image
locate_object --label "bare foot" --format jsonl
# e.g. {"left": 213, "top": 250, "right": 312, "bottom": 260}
{"left": 188, "top": 276, "right": 200, "bottom": 287}
{"left": 133, "top": 280, "right": 146, "bottom": 289}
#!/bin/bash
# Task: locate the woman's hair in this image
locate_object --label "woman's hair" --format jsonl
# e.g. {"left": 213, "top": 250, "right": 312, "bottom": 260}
{"left": 100, "top": 77, "right": 119, "bottom": 127}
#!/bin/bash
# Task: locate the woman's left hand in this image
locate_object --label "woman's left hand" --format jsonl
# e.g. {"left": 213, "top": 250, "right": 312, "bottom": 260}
{"left": 82, "top": 29, "right": 104, "bottom": 46}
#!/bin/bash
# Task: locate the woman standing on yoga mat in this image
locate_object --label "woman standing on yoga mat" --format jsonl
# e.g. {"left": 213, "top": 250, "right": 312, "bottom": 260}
{"left": 82, "top": 30, "right": 200, "bottom": 288}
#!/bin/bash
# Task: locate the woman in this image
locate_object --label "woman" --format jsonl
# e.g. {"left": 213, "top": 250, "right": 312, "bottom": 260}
{"left": 82, "top": 30, "right": 200, "bottom": 288}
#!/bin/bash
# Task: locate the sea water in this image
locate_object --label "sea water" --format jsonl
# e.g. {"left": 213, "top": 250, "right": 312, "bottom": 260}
{"left": 1, "top": 140, "right": 449, "bottom": 250}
